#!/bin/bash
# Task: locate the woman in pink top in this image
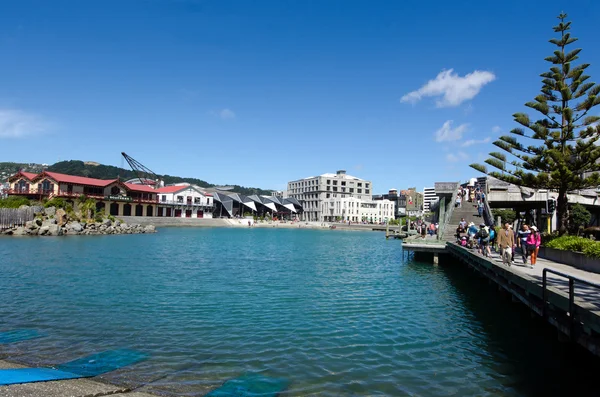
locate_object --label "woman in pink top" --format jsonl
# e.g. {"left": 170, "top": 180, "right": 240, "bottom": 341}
{"left": 526, "top": 226, "right": 541, "bottom": 268}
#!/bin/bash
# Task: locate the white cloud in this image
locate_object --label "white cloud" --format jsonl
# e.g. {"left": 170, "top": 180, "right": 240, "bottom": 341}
{"left": 446, "top": 152, "right": 469, "bottom": 162}
{"left": 435, "top": 120, "right": 469, "bottom": 142}
{"left": 0, "top": 109, "right": 50, "bottom": 139}
{"left": 492, "top": 125, "right": 502, "bottom": 133}
{"left": 401, "top": 69, "right": 496, "bottom": 107}
{"left": 462, "top": 137, "right": 491, "bottom": 147}
{"left": 210, "top": 108, "right": 236, "bottom": 120}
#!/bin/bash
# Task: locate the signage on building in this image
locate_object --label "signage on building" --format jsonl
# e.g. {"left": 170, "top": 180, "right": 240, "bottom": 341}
{"left": 105, "top": 195, "right": 133, "bottom": 202}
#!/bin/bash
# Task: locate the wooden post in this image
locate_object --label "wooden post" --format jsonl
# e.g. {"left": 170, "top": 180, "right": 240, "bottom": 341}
{"left": 433, "top": 253, "right": 439, "bottom": 266}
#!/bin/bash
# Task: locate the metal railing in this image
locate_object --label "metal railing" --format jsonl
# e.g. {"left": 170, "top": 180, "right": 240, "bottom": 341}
{"left": 542, "top": 268, "right": 600, "bottom": 341}
{"left": 437, "top": 182, "right": 461, "bottom": 241}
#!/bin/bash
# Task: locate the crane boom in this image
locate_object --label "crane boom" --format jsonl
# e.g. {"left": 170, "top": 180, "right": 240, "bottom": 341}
{"left": 121, "top": 152, "right": 161, "bottom": 187}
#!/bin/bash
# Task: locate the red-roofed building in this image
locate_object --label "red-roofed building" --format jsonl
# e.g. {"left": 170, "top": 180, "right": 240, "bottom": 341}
{"left": 7, "top": 170, "right": 160, "bottom": 217}
{"left": 6, "top": 170, "right": 216, "bottom": 218}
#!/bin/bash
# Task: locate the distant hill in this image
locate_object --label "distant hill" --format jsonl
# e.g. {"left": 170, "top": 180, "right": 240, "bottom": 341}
{"left": 45, "top": 160, "right": 272, "bottom": 196}
{"left": 0, "top": 162, "right": 46, "bottom": 183}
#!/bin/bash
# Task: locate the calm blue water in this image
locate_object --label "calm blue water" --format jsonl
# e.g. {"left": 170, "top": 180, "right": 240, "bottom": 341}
{"left": 1, "top": 228, "right": 598, "bottom": 396}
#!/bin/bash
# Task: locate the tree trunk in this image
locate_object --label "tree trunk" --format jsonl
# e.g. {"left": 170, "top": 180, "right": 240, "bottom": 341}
{"left": 557, "top": 189, "right": 569, "bottom": 235}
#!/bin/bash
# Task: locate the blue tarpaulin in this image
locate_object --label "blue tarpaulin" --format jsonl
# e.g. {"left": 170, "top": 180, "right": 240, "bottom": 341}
{"left": 0, "top": 349, "right": 148, "bottom": 386}
{"left": 206, "top": 373, "right": 289, "bottom": 397}
{"left": 0, "top": 329, "right": 43, "bottom": 344}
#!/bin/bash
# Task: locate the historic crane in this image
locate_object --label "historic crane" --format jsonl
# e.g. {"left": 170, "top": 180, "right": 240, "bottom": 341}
{"left": 121, "top": 152, "right": 163, "bottom": 188}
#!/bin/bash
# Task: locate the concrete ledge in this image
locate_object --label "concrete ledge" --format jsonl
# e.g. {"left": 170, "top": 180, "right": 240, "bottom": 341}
{"left": 539, "top": 247, "right": 600, "bottom": 274}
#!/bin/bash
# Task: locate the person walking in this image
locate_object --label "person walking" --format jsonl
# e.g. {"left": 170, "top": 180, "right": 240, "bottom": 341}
{"left": 517, "top": 224, "right": 531, "bottom": 264}
{"left": 497, "top": 222, "right": 515, "bottom": 266}
{"left": 527, "top": 226, "right": 541, "bottom": 268}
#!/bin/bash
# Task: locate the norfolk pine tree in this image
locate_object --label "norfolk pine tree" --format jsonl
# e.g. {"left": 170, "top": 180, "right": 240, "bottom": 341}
{"left": 470, "top": 13, "right": 600, "bottom": 235}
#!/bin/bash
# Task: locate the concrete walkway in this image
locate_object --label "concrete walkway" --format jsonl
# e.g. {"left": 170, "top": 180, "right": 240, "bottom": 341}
{"left": 0, "top": 360, "right": 157, "bottom": 397}
{"left": 473, "top": 247, "right": 600, "bottom": 309}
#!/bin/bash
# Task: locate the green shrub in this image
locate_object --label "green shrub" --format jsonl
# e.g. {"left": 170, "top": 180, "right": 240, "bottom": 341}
{"left": 0, "top": 196, "right": 31, "bottom": 208}
{"left": 44, "top": 197, "right": 68, "bottom": 209}
{"left": 583, "top": 244, "right": 600, "bottom": 259}
{"left": 545, "top": 235, "right": 597, "bottom": 253}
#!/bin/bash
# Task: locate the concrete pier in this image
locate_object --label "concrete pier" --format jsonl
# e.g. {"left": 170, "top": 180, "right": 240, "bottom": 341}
{"left": 446, "top": 243, "right": 600, "bottom": 357}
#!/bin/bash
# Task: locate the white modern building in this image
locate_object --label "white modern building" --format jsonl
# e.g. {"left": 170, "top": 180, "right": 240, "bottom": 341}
{"left": 423, "top": 187, "right": 437, "bottom": 213}
{"left": 320, "top": 196, "right": 395, "bottom": 223}
{"left": 155, "top": 184, "right": 214, "bottom": 218}
{"left": 287, "top": 170, "right": 373, "bottom": 221}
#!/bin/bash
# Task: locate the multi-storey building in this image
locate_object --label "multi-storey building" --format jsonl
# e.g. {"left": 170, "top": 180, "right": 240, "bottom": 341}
{"left": 423, "top": 187, "right": 437, "bottom": 213}
{"left": 401, "top": 188, "right": 423, "bottom": 217}
{"left": 320, "top": 196, "right": 395, "bottom": 223}
{"left": 287, "top": 170, "right": 373, "bottom": 221}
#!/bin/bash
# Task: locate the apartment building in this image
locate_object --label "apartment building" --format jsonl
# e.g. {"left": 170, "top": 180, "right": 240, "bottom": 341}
{"left": 423, "top": 187, "right": 437, "bottom": 213}
{"left": 287, "top": 170, "right": 373, "bottom": 221}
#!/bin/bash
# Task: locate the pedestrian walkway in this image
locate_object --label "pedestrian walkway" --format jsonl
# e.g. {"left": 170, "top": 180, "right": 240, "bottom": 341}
{"left": 480, "top": 248, "right": 600, "bottom": 309}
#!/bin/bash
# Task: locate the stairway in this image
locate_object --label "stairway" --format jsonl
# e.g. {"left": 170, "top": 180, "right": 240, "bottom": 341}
{"left": 441, "top": 201, "right": 483, "bottom": 243}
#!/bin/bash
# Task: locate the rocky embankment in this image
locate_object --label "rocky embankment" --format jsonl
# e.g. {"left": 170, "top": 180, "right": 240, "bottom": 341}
{"left": 2, "top": 206, "right": 156, "bottom": 236}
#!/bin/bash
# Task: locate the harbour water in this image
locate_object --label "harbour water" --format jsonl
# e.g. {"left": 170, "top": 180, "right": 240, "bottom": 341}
{"left": 1, "top": 228, "right": 598, "bottom": 396}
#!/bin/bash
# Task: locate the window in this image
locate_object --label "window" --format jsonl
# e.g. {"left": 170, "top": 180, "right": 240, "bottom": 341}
{"left": 349, "top": 188, "right": 354, "bottom": 193}
{"left": 161, "top": 195, "right": 167, "bottom": 202}
{"left": 326, "top": 193, "right": 330, "bottom": 198}
{"left": 333, "top": 187, "right": 338, "bottom": 192}
{"left": 358, "top": 189, "right": 362, "bottom": 193}
{"left": 327, "top": 186, "right": 331, "bottom": 191}
{"left": 341, "top": 181, "right": 346, "bottom": 186}
{"left": 366, "top": 183, "right": 370, "bottom": 188}
{"left": 358, "top": 183, "right": 362, "bottom": 187}
{"left": 194, "top": 197, "right": 201, "bottom": 204}
{"left": 366, "top": 189, "right": 370, "bottom": 194}
{"left": 327, "top": 179, "right": 331, "bottom": 184}
{"left": 177, "top": 195, "right": 183, "bottom": 203}
{"left": 333, "top": 180, "right": 338, "bottom": 185}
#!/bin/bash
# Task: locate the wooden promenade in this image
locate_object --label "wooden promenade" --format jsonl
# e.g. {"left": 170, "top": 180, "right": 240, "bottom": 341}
{"left": 445, "top": 243, "right": 600, "bottom": 357}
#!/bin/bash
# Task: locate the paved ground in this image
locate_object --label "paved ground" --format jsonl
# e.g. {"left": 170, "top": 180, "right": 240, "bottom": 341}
{"left": 469, "top": 247, "right": 600, "bottom": 309}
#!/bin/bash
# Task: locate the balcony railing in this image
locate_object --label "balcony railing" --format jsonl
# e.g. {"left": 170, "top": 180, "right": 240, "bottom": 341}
{"left": 7, "top": 189, "right": 159, "bottom": 204}
{"left": 158, "top": 199, "right": 214, "bottom": 207}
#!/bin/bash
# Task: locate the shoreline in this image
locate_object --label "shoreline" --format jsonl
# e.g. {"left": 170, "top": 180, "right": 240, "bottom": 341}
{"left": 117, "top": 216, "right": 404, "bottom": 233}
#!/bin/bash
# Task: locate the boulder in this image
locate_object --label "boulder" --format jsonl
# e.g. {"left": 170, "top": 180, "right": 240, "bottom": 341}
{"left": 144, "top": 225, "right": 156, "bottom": 233}
{"left": 38, "top": 226, "right": 50, "bottom": 235}
{"left": 18, "top": 205, "right": 30, "bottom": 210}
{"left": 47, "top": 224, "right": 62, "bottom": 236}
{"left": 56, "top": 208, "right": 67, "bottom": 225}
{"left": 120, "top": 223, "right": 128, "bottom": 229}
{"left": 102, "top": 218, "right": 112, "bottom": 227}
{"left": 45, "top": 206, "right": 56, "bottom": 217}
{"left": 13, "top": 227, "right": 27, "bottom": 236}
{"left": 114, "top": 220, "right": 121, "bottom": 227}
{"left": 68, "top": 221, "right": 84, "bottom": 233}
{"left": 25, "top": 220, "right": 39, "bottom": 230}
{"left": 42, "top": 218, "right": 57, "bottom": 228}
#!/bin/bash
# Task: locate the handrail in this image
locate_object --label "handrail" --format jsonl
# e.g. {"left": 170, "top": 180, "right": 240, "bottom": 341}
{"left": 542, "top": 268, "right": 600, "bottom": 341}
{"left": 437, "top": 182, "right": 461, "bottom": 241}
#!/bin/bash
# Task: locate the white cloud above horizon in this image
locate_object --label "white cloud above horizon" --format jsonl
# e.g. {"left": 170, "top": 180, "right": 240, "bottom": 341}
{"left": 435, "top": 120, "right": 469, "bottom": 142}
{"left": 462, "top": 137, "right": 491, "bottom": 147}
{"left": 210, "top": 108, "right": 236, "bottom": 120}
{"left": 0, "top": 109, "right": 50, "bottom": 139}
{"left": 446, "top": 151, "right": 469, "bottom": 162}
{"left": 492, "top": 125, "right": 502, "bottom": 133}
{"left": 401, "top": 69, "right": 496, "bottom": 107}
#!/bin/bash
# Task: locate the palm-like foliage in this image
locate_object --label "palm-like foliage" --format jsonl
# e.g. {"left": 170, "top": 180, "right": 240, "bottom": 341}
{"left": 470, "top": 13, "right": 600, "bottom": 234}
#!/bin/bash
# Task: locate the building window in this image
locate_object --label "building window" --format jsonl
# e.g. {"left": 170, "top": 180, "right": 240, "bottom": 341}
{"left": 177, "top": 195, "right": 183, "bottom": 203}
{"left": 366, "top": 183, "right": 370, "bottom": 188}
{"left": 333, "top": 187, "right": 338, "bottom": 192}
{"left": 349, "top": 188, "right": 354, "bottom": 193}
{"left": 327, "top": 179, "right": 331, "bottom": 184}
{"left": 341, "top": 181, "right": 346, "bottom": 186}
{"left": 333, "top": 180, "right": 338, "bottom": 185}
{"left": 326, "top": 193, "right": 330, "bottom": 198}
{"left": 366, "top": 189, "right": 370, "bottom": 194}
{"left": 327, "top": 186, "right": 331, "bottom": 191}
{"left": 358, "top": 183, "right": 362, "bottom": 187}
{"left": 358, "top": 189, "right": 362, "bottom": 193}
{"left": 161, "top": 195, "right": 166, "bottom": 202}
{"left": 194, "top": 197, "right": 201, "bottom": 204}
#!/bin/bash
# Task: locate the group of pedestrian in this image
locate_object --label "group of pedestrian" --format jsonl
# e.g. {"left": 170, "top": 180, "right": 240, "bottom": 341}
{"left": 455, "top": 184, "right": 486, "bottom": 210}
{"left": 455, "top": 218, "right": 494, "bottom": 255}
{"left": 496, "top": 222, "right": 541, "bottom": 268}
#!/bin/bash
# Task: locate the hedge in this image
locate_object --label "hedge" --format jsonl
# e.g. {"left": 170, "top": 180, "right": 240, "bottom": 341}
{"left": 544, "top": 235, "right": 600, "bottom": 259}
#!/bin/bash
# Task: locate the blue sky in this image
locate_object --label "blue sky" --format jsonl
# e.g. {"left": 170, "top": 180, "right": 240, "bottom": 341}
{"left": 1, "top": 0, "right": 599, "bottom": 192}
